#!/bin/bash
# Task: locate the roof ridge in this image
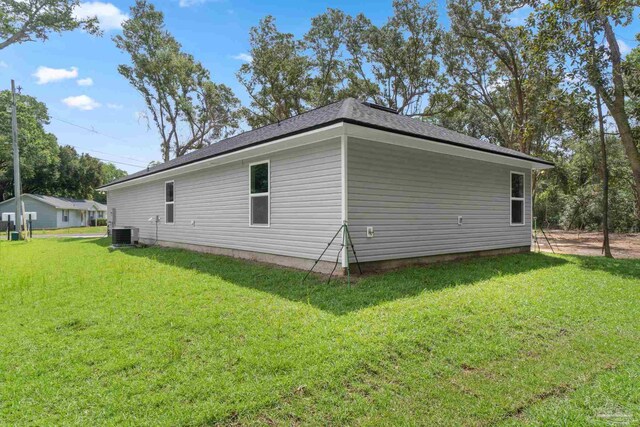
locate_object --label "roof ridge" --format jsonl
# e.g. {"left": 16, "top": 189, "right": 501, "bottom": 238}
{"left": 337, "top": 97, "right": 356, "bottom": 119}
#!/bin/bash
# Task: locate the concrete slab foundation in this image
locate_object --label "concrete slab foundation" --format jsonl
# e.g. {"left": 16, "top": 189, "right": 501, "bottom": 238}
{"left": 141, "top": 239, "right": 531, "bottom": 277}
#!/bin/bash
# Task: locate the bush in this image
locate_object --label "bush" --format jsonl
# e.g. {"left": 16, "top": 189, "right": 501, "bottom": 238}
{"left": 96, "top": 218, "right": 107, "bottom": 226}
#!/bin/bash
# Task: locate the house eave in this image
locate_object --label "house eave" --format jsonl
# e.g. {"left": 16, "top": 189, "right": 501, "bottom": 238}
{"left": 100, "top": 119, "right": 554, "bottom": 191}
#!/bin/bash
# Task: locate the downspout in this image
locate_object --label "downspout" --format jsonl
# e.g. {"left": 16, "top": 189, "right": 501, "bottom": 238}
{"left": 341, "top": 132, "right": 349, "bottom": 269}
{"left": 530, "top": 169, "right": 534, "bottom": 249}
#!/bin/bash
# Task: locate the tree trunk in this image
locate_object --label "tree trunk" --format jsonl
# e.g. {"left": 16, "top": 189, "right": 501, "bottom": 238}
{"left": 595, "top": 89, "right": 613, "bottom": 258}
{"left": 600, "top": 19, "right": 640, "bottom": 220}
{"left": 607, "top": 104, "right": 640, "bottom": 217}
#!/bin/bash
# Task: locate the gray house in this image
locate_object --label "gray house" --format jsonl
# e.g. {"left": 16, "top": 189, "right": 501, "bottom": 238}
{"left": 0, "top": 194, "right": 107, "bottom": 229}
{"left": 100, "top": 99, "right": 553, "bottom": 272}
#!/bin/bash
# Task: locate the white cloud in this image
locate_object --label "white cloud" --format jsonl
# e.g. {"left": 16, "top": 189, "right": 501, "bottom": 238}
{"left": 74, "top": 2, "right": 128, "bottom": 31}
{"left": 77, "top": 77, "right": 94, "bottom": 86}
{"left": 107, "top": 103, "right": 123, "bottom": 109}
{"left": 33, "top": 66, "right": 78, "bottom": 84}
{"left": 179, "top": 0, "right": 202, "bottom": 7}
{"left": 0, "top": 61, "right": 8, "bottom": 68}
{"left": 62, "top": 95, "right": 101, "bottom": 111}
{"left": 618, "top": 39, "right": 632, "bottom": 56}
{"left": 232, "top": 53, "right": 252, "bottom": 62}
{"left": 178, "top": 0, "right": 222, "bottom": 7}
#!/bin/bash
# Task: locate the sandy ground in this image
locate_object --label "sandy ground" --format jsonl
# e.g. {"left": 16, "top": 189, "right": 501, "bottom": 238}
{"left": 534, "top": 230, "right": 640, "bottom": 259}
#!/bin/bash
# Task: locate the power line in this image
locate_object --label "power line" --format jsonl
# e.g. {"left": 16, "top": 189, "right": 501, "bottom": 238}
{"left": 48, "top": 115, "right": 151, "bottom": 166}
{"left": 49, "top": 115, "right": 135, "bottom": 145}
{"left": 93, "top": 157, "right": 146, "bottom": 169}
{"left": 66, "top": 143, "right": 148, "bottom": 166}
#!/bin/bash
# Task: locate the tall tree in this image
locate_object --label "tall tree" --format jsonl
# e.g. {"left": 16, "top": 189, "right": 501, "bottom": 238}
{"left": 304, "top": 9, "right": 351, "bottom": 107}
{"left": 93, "top": 163, "right": 127, "bottom": 203}
{"left": 0, "top": 0, "right": 100, "bottom": 50}
{"left": 596, "top": 89, "right": 613, "bottom": 257}
{"left": 530, "top": 0, "right": 640, "bottom": 218}
{"left": 0, "top": 90, "right": 60, "bottom": 200}
{"left": 237, "top": 16, "right": 312, "bottom": 128}
{"left": 346, "top": 0, "right": 447, "bottom": 115}
{"left": 114, "top": 0, "right": 240, "bottom": 162}
{"left": 54, "top": 147, "right": 105, "bottom": 199}
{"left": 444, "top": 0, "right": 575, "bottom": 155}
{"left": 239, "top": 0, "right": 449, "bottom": 127}
{"left": 623, "top": 35, "right": 640, "bottom": 160}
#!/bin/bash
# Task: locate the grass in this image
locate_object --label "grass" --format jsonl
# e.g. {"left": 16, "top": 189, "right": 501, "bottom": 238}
{"left": 0, "top": 238, "right": 638, "bottom": 426}
{"left": 32, "top": 225, "right": 107, "bottom": 235}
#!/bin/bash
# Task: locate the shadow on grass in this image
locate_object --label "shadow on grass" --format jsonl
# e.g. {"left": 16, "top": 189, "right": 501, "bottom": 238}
{"left": 572, "top": 256, "right": 640, "bottom": 280}
{"left": 79, "top": 238, "right": 566, "bottom": 315}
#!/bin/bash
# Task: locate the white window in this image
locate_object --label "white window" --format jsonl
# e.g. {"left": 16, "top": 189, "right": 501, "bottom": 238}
{"left": 249, "top": 161, "right": 269, "bottom": 226}
{"left": 165, "top": 181, "right": 174, "bottom": 224}
{"left": 510, "top": 172, "right": 525, "bottom": 226}
{"left": 62, "top": 210, "right": 69, "bottom": 222}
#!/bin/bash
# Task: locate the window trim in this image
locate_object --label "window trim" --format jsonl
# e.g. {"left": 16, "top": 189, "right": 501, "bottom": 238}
{"left": 510, "top": 171, "right": 525, "bottom": 226}
{"left": 249, "top": 160, "right": 270, "bottom": 228}
{"left": 62, "top": 209, "right": 69, "bottom": 223}
{"left": 165, "top": 180, "right": 175, "bottom": 225}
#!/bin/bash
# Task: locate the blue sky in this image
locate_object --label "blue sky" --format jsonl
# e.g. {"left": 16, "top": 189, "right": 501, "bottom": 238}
{"left": 0, "top": 0, "right": 637, "bottom": 173}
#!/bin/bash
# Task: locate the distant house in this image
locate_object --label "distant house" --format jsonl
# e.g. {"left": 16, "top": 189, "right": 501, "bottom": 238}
{"left": 0, "top": 194, "right": 107, "bottom": 229}
{"left": 100, "top": 98, "right": 553, "bottom": 273}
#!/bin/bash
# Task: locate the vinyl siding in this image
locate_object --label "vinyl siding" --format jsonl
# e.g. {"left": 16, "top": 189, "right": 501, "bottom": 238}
{"left": 56, "top": 209, "right": 84, "bottom": 228}
{"left": 347, "top": 138, "right": 531, "bottom": 262}
{"left": 108, "top": 139, "right": 343, "bottom": 261}
{"left": 0, "top": 197, "right": 58, "bottom": 229}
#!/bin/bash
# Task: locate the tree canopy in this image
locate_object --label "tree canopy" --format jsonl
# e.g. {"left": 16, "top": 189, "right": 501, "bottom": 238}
{"left": 0, "top": 91, "right": 126, "bottom": 202}
{"left": 232, "top": 0, "right": 638, "bottom": 228}
{"left": 0, "top": 0, "right": 100, "bottom": 50}
{"left": 114, "top": 0, "right": 240, "bottom": 162}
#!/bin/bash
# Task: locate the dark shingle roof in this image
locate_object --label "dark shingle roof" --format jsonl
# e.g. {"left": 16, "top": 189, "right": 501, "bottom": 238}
{"left": 101, "top": 98, "right": 553, "bottom": 188}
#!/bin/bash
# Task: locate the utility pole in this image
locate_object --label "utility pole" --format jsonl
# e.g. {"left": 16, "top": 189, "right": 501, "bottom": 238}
{"left": 10, "top": 79, "right": 22, "bottom": 239}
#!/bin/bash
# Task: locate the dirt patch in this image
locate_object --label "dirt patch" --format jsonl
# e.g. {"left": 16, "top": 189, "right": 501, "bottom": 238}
{"left": 534, "top": 230, "right": 640, "bottom": 259}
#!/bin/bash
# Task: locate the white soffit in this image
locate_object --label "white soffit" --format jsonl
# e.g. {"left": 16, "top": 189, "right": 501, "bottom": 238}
{"left": 344, "top": 123, "right": 553, "bottom": 170}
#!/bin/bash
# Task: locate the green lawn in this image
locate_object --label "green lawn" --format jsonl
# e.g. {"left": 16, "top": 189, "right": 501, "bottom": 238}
{"left": 1, "top": 238, "right": 639, "bottom": 426}
{"left": 32, "top": 225, "right": 107, "bottom": 235}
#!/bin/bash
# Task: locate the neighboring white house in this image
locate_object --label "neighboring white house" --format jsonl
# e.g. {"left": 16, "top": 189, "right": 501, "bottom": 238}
{"left": 100, "top": 98, "right": 553, "bottom": 273}
{"left": 0, "top": 194, "right": 107, "bottom": 229}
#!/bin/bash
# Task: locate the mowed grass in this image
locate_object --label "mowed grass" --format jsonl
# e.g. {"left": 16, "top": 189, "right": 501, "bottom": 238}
{"left": 0, "top": 238, "right": 639, "bottom": 426}
{"left": 32, "top": 225, "right": 107, "bottom": 235}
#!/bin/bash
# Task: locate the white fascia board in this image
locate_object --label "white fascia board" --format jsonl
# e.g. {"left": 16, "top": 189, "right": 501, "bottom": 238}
{"left": 101, "top": 123, "right": 345, "bottom": 191}
{"left": 343, "top": 123, "right": 554, "bottom": 170}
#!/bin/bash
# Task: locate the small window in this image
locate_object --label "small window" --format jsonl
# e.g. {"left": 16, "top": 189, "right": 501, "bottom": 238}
{"left": 62, "top": 210, "right": 69, "bottom": 222}
{"left": 250, "top": 161, "right": 269, "bottom": 226}
{"left": 165, "top": 181, "right": 174, "bottom": 224}
{"left": 510, "top": 172, "right": 525, "bottom": 226}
